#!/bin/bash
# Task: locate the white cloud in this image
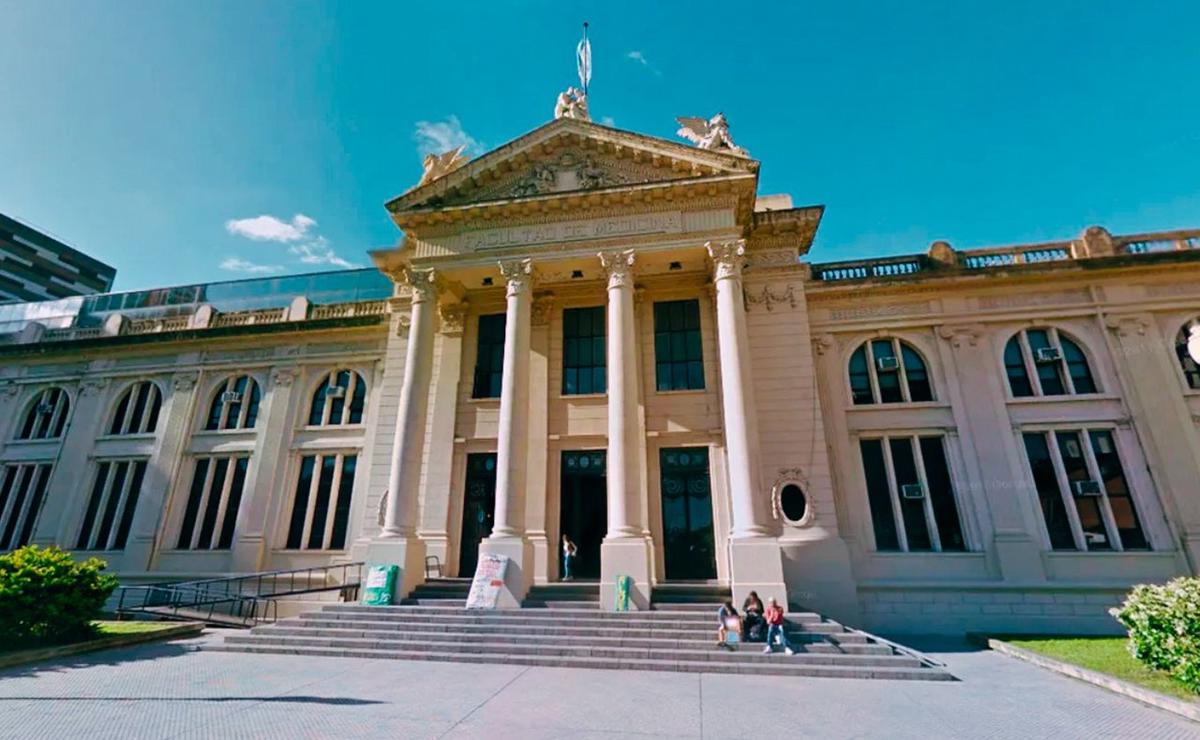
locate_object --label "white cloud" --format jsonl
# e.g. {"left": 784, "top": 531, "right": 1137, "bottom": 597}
{"left": 600, "top": 116, "right": 617, "bottom": 127}
{"left": 219, "top": 257, "right": 284, "bottom": 274}
{"left": 626, "top": 50, "right": 662, "bottom": 76}
{"left": 413, "top": 115, "right": 481, "bottom": 159}
{"left": 289, "top": 237, "right": 360, "bottom": 269}
{"left": 225, "top": 213, "right": 317, "bottom": 242}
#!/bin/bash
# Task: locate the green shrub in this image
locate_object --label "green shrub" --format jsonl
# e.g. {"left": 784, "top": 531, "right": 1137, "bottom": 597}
{"left": 1110, "top": 577, "right": 1200, "bottom": 693}
{"left": 0, "top": 545, "right": 119, "bottom": 647}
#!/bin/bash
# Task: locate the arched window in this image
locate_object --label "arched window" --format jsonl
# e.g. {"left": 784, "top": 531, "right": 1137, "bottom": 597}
{"left": 308, "top": 370, "right": 367, "bottom": 426}
{"left": 848, "top": 338, "right": 934, "bottom": 405}
{"left": 204, "top": 375, "right": 261, "bottom": 431}
{"left": 1175, "top": 322, "right": 1200, "bottom": 390}
{"left": 15, "top": 387, "right": 71, "bottom": 440}
{"left": 1004, "top": 328, "right": 1097, "bottom": 398}
{"left": 108, "top": 381, "right": 163, "bottom": 436}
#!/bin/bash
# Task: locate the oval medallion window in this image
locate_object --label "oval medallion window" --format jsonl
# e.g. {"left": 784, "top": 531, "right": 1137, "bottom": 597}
{"left": 779, "top": 484, "right": 808, "bottom": 524}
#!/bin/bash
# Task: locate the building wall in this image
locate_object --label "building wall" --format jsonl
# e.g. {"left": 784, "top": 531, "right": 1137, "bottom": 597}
{"left": 0, "top": 214, "right": 116, "bottom": 302}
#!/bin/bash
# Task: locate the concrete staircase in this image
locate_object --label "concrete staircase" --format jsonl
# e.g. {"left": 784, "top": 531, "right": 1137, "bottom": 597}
{"left": 212, "top": 598, "right": 953, "bottom": 681}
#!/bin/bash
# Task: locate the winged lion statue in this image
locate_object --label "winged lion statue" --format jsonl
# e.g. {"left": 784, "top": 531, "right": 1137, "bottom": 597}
{"left": 675, "top": 113, "right": 749, "bottom": 157}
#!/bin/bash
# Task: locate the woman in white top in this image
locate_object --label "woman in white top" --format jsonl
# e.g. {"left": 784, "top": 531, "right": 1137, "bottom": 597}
{"left": 562, "top": 535, "right": 578, "bottom": 581}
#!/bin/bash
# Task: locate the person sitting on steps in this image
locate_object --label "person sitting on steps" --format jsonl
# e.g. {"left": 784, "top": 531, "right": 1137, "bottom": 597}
{"left": 561, "top": 535, "right": 578, "bottom": 581}
{"left": 742, "top": 590, "right": 765, "bottom": 643}
{"left": 763, "top": 597, "right": 796, "bottom": 655}
{"left": 716, "top": 601, "right": 741, "bottom": 649}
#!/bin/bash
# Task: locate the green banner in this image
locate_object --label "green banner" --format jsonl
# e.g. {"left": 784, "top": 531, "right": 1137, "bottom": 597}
{"left": 614, "top": 574, "right": 632, "bottom": 611}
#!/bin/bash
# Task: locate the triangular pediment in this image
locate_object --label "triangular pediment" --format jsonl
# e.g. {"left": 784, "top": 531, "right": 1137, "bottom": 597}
{"left": 386, "top": 118, "right": 759, "bottom": 216}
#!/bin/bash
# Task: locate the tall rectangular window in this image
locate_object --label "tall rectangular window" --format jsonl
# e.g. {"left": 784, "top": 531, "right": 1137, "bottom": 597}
{"left": 472, "top": 313, "right": 506, "bottom": 399}
{"left": 1021, "top": 429, "right": 1148, "bottom": 551}
{"left": 563, "top": 306, "right": 606, "bottom": 395}
{"left": 653, "top": 299, "right": 704, "bottom": 391}
{"left": 0, "top": 462, "right": 53, "bottom": 551}
{"left": 177, "top": 455, "right": 249, "bottom": 550}
{"left": 77, "top": 459, "right": 147, "bottom": 550}
{"left": 859, "top": 436, "right": 965, "bottom": 552}
{"left": 285, "top": 453, "right": 357, "bottom": 550}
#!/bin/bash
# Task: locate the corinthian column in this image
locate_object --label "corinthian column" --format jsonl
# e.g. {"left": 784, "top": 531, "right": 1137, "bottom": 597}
{"left": 366, "top": 267, "right": 436, "bottom": 599}
{"left": 707, "top": 240, "right": 786, "bottom": 607}
{"left": 478, "top": 258, "right": 535, "bottom": 606}
{"left": 598, "top": 249, "right": 653, "bottom": 610}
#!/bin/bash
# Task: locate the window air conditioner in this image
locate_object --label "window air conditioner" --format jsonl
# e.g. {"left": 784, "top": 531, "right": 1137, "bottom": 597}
{"left": 35, "top": 402, "right": 55, "bottom": 415}
{"left": 220, "top": 390, "right": 242, "bottom": 404}
{"left": 325, "top": 385, "right": 346, "bottom": 399}
{"left": 900, "top": 483, "right": 925, "bottom": 499}
{"left": 875, "top": 356, "right": 900, "bottom": 372}
{"left": 1084, "top": 532, "right": 1108, "bottom": 545}
{"left": 1035, "top": 347, "right": 1062, "bottom": 363}
{"left": 1072, "top": 480, "right": 1103, "bottom": 496}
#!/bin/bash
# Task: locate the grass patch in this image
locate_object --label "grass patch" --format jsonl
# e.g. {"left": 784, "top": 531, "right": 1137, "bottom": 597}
{"left": 1008, "top": 636, "right": 1197, "bottom": 702}
{"left": 93, "top": 620, "right": 181, "bottom": 636}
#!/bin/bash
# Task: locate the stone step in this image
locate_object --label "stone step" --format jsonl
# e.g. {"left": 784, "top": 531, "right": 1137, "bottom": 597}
{"left": 311, "top": 613, "right": 839, "bottom": 634}
{"left": 279, "top": 617, "right": 864, "bottom": 644}
{"left": 208, "top": 643, "right": 951, "bottom": 681}
{"left": 521, "top": 600, "right": 601, "bottom": 609}
{"left": 323, "top": 604, "right": 826, "bottom": 624}
{"left": 246, "top": 626, "right": 893, "bottom": 655}
{"left": 222, "top": 634, "right": 919, "bottom": 667}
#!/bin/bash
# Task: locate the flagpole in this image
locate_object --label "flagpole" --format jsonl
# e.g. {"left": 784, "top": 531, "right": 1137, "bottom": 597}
{"left": 582, "top": 22, "right": 589, "bottom": 97}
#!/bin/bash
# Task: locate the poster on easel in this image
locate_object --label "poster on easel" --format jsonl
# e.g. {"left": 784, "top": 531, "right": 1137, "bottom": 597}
{"left": 465, "top": 553, "right": 509, "bottom": 609}
{"left": 614, "top": 574, "right": 632, "bottom": 611}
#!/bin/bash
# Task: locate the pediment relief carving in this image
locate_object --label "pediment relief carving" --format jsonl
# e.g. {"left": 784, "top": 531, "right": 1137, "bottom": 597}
{"left": 429, "top": 147, "right": 697, "bottom": 208}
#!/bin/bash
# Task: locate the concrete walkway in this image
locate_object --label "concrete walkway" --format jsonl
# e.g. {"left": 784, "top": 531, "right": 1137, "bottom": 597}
{"left": 0, "top": 631, "right": 1194, "bottom": 739}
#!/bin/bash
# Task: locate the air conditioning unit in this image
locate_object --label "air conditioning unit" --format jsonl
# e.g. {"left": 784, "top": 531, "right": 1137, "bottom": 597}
{"left": 1035, "top": 347, "right": 1062, "bottom": 363}
{"left": 325, "top": 385, "right": 346, "bottom": 399}
{"left": 35, "top": 402, "right": 55, "bottom": 415}
{"left": 875, "top": 356, "right": 900, "bottom": 372}
{"left": 1084, "top": 531, "right": 1108, "bottom": 546}
{"left": 220, "top": 390, "right": 242, "bottom": 404}
{"left": 1072, "top": 480, "right": 1103, "bottom": 496}
{"left": 900, "top": 483, "right": 925, "bottom": 499}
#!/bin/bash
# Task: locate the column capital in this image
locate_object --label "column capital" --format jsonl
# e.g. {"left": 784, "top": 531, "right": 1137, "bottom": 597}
{"left": 1103, "top": 312, "right": 1155, "bottom": 338}
{"left": 439, "top": 302, "right": 468, "bottom": 336}
{"left": 936, "top": 322, "right": 986, "bottom": 349}
{"left": 498, "top": 258, "right": 534, "bottom": 297}
{"left": 706, "top": 239, "right": 747, "bottom": 282}
{"left": 402, "top": 267, "right": 439, "bottom": 304}
{"left": 598, "top": 249, "right": 636, "bottom": 290}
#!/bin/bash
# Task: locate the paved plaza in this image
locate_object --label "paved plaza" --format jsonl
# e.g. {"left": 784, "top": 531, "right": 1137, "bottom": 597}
{"left": 0, "top": 630, "right": 1194, "bottom": 739}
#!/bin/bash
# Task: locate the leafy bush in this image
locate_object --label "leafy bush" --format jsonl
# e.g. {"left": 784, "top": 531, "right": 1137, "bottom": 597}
{"left": 1110, "top": 577, "right": 1200, "bottom": 693}
{"left": 0, "top": 545, "right": 119, "bottom": 647}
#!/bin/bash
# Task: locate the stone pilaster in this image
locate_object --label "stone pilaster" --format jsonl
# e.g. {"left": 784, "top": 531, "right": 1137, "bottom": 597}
{"left": 417, "top": 301, "right": 467, "bottom": 571}
{"left": 598, "top": 249, "right": 654, "bottom": 609}
{"left": 478, "top": 258, "right": 534, "bottom": 606}
{"left": 38, "top": 373, "right": 111, "bottom": 547}
{"left": 526, "top": 292, "right": 554, "bottom": 584}
{"left": 1105, "top": 313, "right": 1200, "bottom": 571}
{"left": 367, "top": 267, "right": 438, "bottom": 598}
{"left": 707, "top": 240, "right": 787, "bottom": 606}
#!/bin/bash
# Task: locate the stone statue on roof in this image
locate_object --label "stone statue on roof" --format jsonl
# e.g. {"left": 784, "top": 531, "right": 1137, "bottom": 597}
{"left": 417, "top": 145, "right": 470, "bottom": 187}
{"left": 554, "top": 86, "right": 590, "bottom": 121}
{"left": 676, "top": 112, "right": 749, "bottom": 157}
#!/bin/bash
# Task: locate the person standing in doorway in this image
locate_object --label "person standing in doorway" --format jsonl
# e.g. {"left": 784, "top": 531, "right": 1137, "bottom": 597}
{"left": 763, "top": 597, "right": 796, "bottom": 655}
{"left": 562, "top": 535, "right": 578, "bottom": 581}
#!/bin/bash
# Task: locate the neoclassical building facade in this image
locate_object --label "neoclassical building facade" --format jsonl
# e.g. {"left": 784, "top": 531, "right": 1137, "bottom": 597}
{"left": 2, "top": 117, "right": 1200, "bottom": 634}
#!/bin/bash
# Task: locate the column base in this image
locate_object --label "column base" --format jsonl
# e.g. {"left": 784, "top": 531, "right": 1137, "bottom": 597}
{"left": 992, "top": 532, "right": 1047, "bottom": 582}
{"left": 365, "top": 535, "right": 428, "bottom": 603}
{"left": 528, "top": 532, "right": 551, "bottom": 586}
{"left": 600, "top": 536, "right": 653, "bottom": 611}
{"left": 478, "top": 536, "right": 533, "bottom": 607}
{"left": 729, "top": 536, "right": 787, "bottom": 609}
{"left": 779, "top": 532, "right": 861, "bottom": 624}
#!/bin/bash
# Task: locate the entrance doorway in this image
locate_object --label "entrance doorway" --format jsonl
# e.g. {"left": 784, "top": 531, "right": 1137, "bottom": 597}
{"left": 559, "top": 450, "right": 606, "bottom": 580}
{"left": 458, "top": 453, "right": 496, "bottom": 576}
{"left": 659, "top": 447, "right": 717, "bottom": 580}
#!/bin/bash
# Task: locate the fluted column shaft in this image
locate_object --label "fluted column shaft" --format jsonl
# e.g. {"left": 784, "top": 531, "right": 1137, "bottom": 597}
{"left": 491, "top": 259, "right": 533, "bottom": 538}
{"left": 381, "top": 268, "right": 438, "bottom": 538}
{"left": 601, "top": 249, "right": 641, "bottom": 538}
{"left": 708, "top": 240, "right": 771, "bottom": 538}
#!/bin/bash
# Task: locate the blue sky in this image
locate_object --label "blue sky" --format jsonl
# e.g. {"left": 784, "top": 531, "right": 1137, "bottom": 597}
{"left": 2, "top": 1, "right": 1198, "bottom": 292}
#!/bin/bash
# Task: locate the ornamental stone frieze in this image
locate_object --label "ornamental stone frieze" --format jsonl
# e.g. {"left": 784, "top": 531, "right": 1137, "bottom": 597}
{"left": 271, "top": 367, "right": 300, "bottom": 387}
{"left": 394, "top": 312, "right": 412, "bottom": 337}
{"left": 1104, "top": 312, "right": 1155, "bottom": 338}
{"left": 531, "top": 293, "right": 557, "bottom": 327}
{"left": 936, "top": 323, "right": 986, "bottom": 348}
{"left": 811, "top": 333, "right": 836, "bottom": 356}
{"left": 743, "top": 283, "right": 797, "bottom": 312}
{"left": 171, "top": 372, "right": 199, "bottom": 392}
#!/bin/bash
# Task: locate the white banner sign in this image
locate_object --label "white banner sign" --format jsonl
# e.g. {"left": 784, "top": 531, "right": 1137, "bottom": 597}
{"left": 465, "top": 553, "right": 510, "bottom": 609}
